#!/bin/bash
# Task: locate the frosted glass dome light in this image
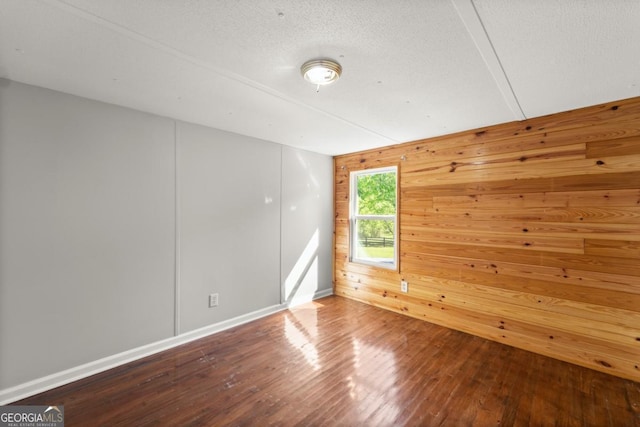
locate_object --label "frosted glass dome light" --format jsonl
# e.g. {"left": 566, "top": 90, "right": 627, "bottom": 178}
{"left": 301, "top": 59, "right": 342, "bottom": 88}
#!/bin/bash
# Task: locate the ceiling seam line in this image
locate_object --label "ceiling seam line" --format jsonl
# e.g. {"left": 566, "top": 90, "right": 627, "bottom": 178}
{"left": 40, "top": 0, "right": 399, "bottom": 144}
{"left": 451, "top": 0, "right": 527, "bottom": 121}
{"left": 469, "top": 0, "right": 527, "bottom": 120}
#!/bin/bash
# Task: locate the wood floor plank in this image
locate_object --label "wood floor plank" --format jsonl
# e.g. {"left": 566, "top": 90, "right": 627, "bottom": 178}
{"left": 13, "top": 296, "right": 640, "bottom": 426}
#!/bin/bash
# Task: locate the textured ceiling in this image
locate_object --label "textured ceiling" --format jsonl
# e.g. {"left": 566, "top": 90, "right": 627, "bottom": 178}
{"left": 1, "top": 0, "right": 639, "bottom": 155}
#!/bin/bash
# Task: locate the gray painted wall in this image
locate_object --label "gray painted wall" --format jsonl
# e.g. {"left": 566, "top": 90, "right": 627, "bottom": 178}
{"left": 178, "top": 122, "right": 282, "bottom": 332}
{"left": 281, "top": 146, "right": 333, "bottom": 306}
{"left": 0, "top": 79, "right": 333, "bottom": 392}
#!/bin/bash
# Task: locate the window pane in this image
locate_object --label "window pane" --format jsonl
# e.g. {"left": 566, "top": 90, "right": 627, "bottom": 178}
{"left": 350, "top": 166, "right": 397, "bottom": 270}
{"left": 356, "top": 171, "right": 396, "bottom": 215}
{"left": 354, "top": 219, "right": 395, "bottom": 264}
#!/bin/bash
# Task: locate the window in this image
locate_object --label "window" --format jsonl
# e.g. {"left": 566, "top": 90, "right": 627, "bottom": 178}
{"left": 350, "top": 166, "right": 397, "bottom": 269}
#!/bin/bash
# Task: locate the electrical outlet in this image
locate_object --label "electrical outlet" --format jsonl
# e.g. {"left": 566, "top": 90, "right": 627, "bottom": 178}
{"left": 401, "top": 280, "right": 408, "bottom": 293}
{"left": 209, "top": 293, "right": 219, "bottom": 308}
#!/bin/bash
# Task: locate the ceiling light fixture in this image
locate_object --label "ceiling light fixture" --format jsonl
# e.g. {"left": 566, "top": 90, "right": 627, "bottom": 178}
{"left": 301, "top": 59, "right": 342, "bottom": 92}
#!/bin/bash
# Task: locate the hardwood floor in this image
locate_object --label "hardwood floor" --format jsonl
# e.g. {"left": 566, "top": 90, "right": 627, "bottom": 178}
{"left": 15, "top": 296, "right": 640, "bottom": 426}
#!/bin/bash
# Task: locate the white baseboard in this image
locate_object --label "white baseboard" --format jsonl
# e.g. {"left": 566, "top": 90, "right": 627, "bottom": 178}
{"left": 0, "top": 289, "right": 333, "bottom": 405}
{"left": 287, "top": 287, "right": 333, "bottom": 307}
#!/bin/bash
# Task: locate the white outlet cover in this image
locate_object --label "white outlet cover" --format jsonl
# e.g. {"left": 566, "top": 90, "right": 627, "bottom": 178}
{"left": 401, "top": 281, "right": 408, "bottom": 293}
{"left": 209, "top": 293, "right": 219, "bottom": 307}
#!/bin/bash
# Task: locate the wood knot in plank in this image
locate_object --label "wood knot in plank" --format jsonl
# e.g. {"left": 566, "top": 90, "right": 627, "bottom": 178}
{"left": 597, "top": 360, "right": 612, "bottom": 368}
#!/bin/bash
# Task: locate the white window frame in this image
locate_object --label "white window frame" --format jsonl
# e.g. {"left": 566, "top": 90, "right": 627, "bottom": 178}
{"left": 349, "top": 166, "right": 398, "bottom": 270}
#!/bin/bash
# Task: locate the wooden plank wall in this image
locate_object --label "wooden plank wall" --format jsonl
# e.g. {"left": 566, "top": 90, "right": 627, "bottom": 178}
{"left": 334, "top": 97, "right": 640, "bottom": 381}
